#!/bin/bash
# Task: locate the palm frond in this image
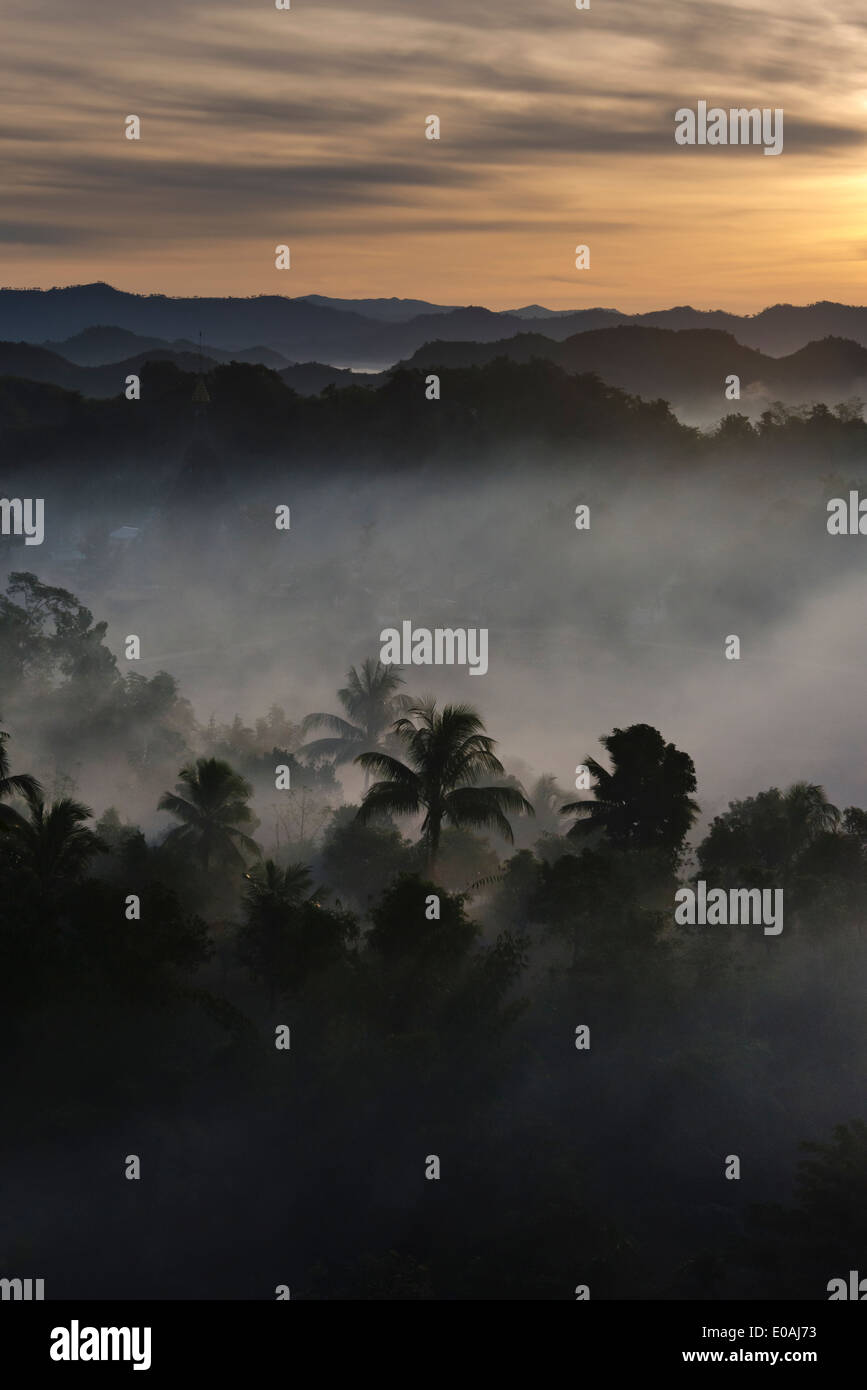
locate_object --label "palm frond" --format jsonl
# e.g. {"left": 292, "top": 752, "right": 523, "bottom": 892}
{"left": 157, "top": 792, "right": 200, "bottom": 823}
{"left": 298, "top": 735, "right": 363, "bottom": 764}
{"left": 445, "top": 785, "right": 533, "bottom": 844}
{"left": 355, "top": 750, "right": 419, "bottom": 785}
{"left": 355, "top": 782, "right": 421, "bottom": 825}
{"left": 300, "top": 712, "right": 362, "bottom": 740}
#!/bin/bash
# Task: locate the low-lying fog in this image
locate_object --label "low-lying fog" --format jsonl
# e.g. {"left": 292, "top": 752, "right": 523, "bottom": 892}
{"left": 5, "top": 450, "right": 866, "bottom": 838}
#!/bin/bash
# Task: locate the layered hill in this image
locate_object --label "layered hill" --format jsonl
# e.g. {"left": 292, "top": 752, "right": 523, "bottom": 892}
{"left": 3, "top": 284, "right": 867, "bottom": 366}
{"left": 402, "top": 327, "right": 867, "bottom": 420}
{"left": 1, "top": 324, "right": 864, "bottom": 419}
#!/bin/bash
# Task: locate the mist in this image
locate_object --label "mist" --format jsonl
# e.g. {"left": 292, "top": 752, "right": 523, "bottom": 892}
{"left": 3, "top": 401, "right": 867, "bottom": 1301}
{"left": 8, "top": 444, "right": 866, "bottom": 838}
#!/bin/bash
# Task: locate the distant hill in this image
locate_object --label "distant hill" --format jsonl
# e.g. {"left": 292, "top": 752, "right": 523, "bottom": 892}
{"left": 0, "top": 355, "right": 696, "bottom": 474}
{"left": 3, "top": 284, "right": 867, "bottom": 367}
{"left": 502, "top": 305, "right": 622, "bottom": 321}
{"left": 46, "top": 325, "right": 290, "bottom": 370}
{"left": 402, "top": 326, "right": 867, "bottom": 419}
{"left": 45, "top": 325, "right": 173, "bottom": 365}
{"left": 0, "top": 340, "right": 377, "bottom": 398}
{"left": 2, "top": 325, "right": 867, "bottom": 418}
{"left": 2, "top": 357, "right": 864, "bottom": 489}
{"left": 277, "top": 362, "right": 381, "bottom": 394}
{"left": 297, "top": 294, "right": 460, "bottom": 322}
{"left": 0, "top": 342, "right": 220, "bottom": 396}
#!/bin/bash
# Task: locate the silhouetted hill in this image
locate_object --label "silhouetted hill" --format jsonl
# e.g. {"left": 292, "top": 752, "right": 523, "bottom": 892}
{"left": 403, "top": 327, "right": 867, "bottom": 418}
{"left": 0, "top": 341, "right": 86, "bottom": 391}
{"left": 0, "top": 339, "right": 377, "bottom": 398}
{"left": 3, "top": 284, "right": 867, "bottom": 366}
{"left": 0, "top": 342, "right": 220, "bottom": 396}
{"left": 3, "top": 323, "right": 867, "bottom": 419}
{"left": 297, "top": 294, "right": 460, "bottom": 321}
{"left": 2, "top": 356, "right": 865, "bottom": 487}
{"left": 0, "top": 283, "right": 375, "bottom": 361}
{"left": 0, "top": 357, "right": 695, "bottom": 476}
{"left": 47, "top": 325, "right": 290, "bottom": 370}
{"left": 277, "top": 362, "right": 379, "bottom": 394}
{"left": 504, "top": 305, "right": 625, "bottom": 322}
{"left": 46, "top": 325, "right": 172, "bottom": 365}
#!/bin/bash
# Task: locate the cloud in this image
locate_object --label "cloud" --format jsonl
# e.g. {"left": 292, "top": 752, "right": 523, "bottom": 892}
{"left": 0, "top": 0, "right": 863, "bottom": 305}
{"left": 0, "top": 221, "right": 92, "bottom": 246}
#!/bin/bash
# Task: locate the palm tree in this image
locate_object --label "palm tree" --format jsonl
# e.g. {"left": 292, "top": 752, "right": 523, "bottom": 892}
{"left": 243, "top": 859, "right": 318, "bottom": 910}
{"left": 0, "top": 727, "right": 41, "bottom": 826}
{"left": 782, "top": 781, "right": 840, "bottom": 854}
{"left": 0, "top": 787, "right": 105, "bottom": 891}
{"left": 530, "top": 773, "right": 571, "bottom": 836}
{"left": 355, "top": 700, "right": 533, "bottom": 872}
{"left": 158, "top": 757, "right": 259, "bottom": 870}
{"left": 562, "top": 723, "right": 698, "bottom": 857}
{"left": 240, "top": 859, "right": 320, "bottom": 1005}
{"left": 299, "top": 659, "right": 411, "bottom": 774}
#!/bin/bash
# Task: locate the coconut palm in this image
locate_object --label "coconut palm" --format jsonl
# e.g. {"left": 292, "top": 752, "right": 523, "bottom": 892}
{"left": 0, "top": 786, "right": 105, "bottom": 891}
{"left": 158, "top": 757, "right": 259, "bottom": 869}
{"left": 355, "top": 700, "right": 533, "bottom": 872}
{"left": 530, "top": 773, "right": 571, "bottom": 836}
{"left": 242, "top": 859, "right": 319, "bottom": 911}
{"left": 782, "top": 781, "right": 840, "bottom": 851}
{"left": 239, "top": 858, "right": 354, "bottom": 1000}
{"left": 299, "top": 659, "right": 410, "bottom": 769}
{"left": 0, "top": 727, "right": 42, "bottom": 826}
{"left": 239, "top": 859, "right": 321, "bottom": 1004}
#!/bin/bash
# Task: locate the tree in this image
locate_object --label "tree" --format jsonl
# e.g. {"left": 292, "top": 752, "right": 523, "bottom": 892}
{"left": 562, "top": 724, "right": 698, "bottom": 858}
{"left": 319, "top": 805, "right": 415, "bottom": 909}
{"left": 238, "top": 858, "right": 356, "bottom": 998}
{"left": 299, "top": 658, "right": 410, "bottom": 770}
{"left": 738, "top": 1122, "right": 867, "bottom": 1299}
{"left": 366, "top": 873, "right": 479, "bottom": 965}
{"left": 158, "top": 757, "right": 259, "bottom": 870}
{"left": 529, "top": 841, "right": 673, "bottom": 989}
{"left": 0, "top": 727, "right": 41, "bottom": 826}
{"left": 697, "top": 782, "right": 839, "bottom": 888}
{"left": 244, "top": 858, "right": 317, "bottom": 913}
{"left": 0, "top": 787, "right": 106, "bottom": 893}
{"left": 0, "top": 571, "right": 118, "bottom": 693}
{"left": 529, "top": 774, "right": 570, "bottom": 832}
{"left": 355, "top": 700, "right": 533, "bottom": 872}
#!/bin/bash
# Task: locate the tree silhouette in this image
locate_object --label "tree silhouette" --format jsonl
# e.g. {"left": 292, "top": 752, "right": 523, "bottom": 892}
{"left": 0, "top": 786, "right": 105, "bottom": 892}
{"left": 697, "top": 781, "right": 839, "bottom": 887}
{"left": 320, "top": 804, "right": 414, "bottom": 908}
{"left": 238, "top": 857, "right": 356, "bottom": 997}
{"left": 355, "top": 700, "right": 533, "bottom": 872}
{"left": 299, "top": 659, "right": 410, "bottom": 774}
{"left": 243, "top": 858, "right": 317, "bottom": 911}
{"left": 562, "top": 723, "right": 698, "bottom": 857}
{"left": 0, "top": 727, "right": 41, "bottom": 826}
{"left": 238, "top": 858, "right": 321, "bottom": 1004}
{"left": 529, "top": 773, "right": 571, "bottom": 836}
{"left": 738, "top": 1121, "right": 867, "bottom": 1298}
{"left": 158, "top": 757, "right": 259, "bottom": 870}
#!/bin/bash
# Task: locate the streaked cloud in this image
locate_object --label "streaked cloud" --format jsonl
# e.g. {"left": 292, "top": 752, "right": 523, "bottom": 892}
{"left": 0, "top": 0, "right": 864, "bottom": 308}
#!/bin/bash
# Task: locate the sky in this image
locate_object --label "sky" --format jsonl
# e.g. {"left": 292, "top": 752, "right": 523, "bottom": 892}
{"left": 1, "top": 0, "right": 865, "bottom": 310}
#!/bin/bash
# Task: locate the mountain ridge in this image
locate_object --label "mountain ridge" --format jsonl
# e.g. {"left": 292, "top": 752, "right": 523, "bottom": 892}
{"left": 2, "top": 285, "right": 867, "bottom": 364}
